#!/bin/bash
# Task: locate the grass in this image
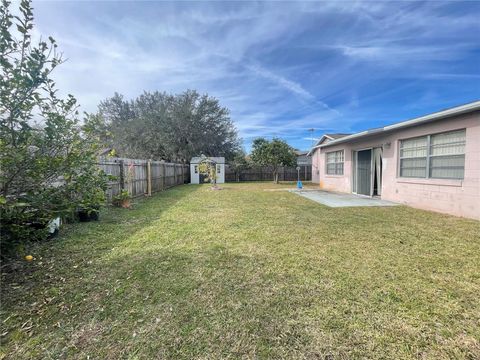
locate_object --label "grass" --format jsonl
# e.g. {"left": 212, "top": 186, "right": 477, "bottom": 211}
{"left": 1, "top": 182, "right": 479, "bottom": 359}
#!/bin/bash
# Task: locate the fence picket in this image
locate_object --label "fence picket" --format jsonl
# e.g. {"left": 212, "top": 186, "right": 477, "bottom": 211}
{"left": 98, "top": 157, "right": 189, "bottom": 203}
{"left": 224, "top": 165, "right": 312, "bottom": 182}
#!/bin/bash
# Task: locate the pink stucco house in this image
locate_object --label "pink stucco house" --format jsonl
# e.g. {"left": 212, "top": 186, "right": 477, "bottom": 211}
{"left": 308, "top": 101, "right": 480, "bottom": 220}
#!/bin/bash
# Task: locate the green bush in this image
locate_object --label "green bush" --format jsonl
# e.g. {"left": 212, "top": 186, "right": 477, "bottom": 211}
{"left": 0, "top": 0, "right": 107, "bottom": 256}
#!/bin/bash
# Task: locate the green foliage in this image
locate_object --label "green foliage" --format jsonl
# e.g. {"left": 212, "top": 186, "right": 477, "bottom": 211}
{"left": 0, "top": 0, "right": 107, "bottom": 255}
{"left": 198, "top": 156, "right": 218, "bottom": 186}
{"left": 113, "top": 189, "right": 131, "bottom": 201}
{"left": 229, "top": 150, "right": 250, "bottom": 181}
{"left": 250, "top": 138, "right": 296, "bottom": 183}
{"left": 112, "top": 190, "right": 131, "bottom": 208}
{"left": 93, "top": 90, "right": 241, "bottom": 162}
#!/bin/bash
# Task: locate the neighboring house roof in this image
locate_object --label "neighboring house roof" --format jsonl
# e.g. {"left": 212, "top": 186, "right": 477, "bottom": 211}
{"left": 307, "top": 134, "right": 351, "bottom": 156}
{"left": 324, "top": 133, "right": 351, "bottom": 140}
{"left": 191, "top": 156, "right": 225, "bottom": 164}
{"left": 294, "top": 150, "right": 309, "bottom": 156}
{"left": 308, "top": 100, "right": 480, "bottom": 154}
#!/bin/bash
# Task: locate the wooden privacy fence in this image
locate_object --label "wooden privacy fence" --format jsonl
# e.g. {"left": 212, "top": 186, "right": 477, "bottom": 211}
{"left": 98, "top": 158, "right": 190, "bottom": 202}
{"left": 225, "top": 165, "right": 312, "bottom": 182}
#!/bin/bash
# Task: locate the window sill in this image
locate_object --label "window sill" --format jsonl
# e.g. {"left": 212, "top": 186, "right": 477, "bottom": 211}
{"left": 396, "top": 178, "right": 463, "bottom": 187}
{"left": 325, "top": 174, "right": 345, "bottom": 178}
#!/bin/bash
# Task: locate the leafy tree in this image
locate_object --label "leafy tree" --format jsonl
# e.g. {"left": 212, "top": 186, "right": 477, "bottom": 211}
{"left": 94, "top": 91, "right": 170, "bottom": 159}
{"left": 250, "top": 138, "right": 296, "bottom": 183}
{"left": 166, "top": 90, "right": 240, "bottom": 162}
{"left": 229, "top": 150, "right": 250, "bottom": 182}
{"left": 0, "top": 0, "right": 107, "bottom": 254}
{"left": 93, "top": 90, "right": 240, "bottom": 162}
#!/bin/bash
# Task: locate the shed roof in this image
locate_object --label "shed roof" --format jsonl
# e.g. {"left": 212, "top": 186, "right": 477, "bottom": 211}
{"left": 190, "top": 156, "right": 225, "bottom": 164}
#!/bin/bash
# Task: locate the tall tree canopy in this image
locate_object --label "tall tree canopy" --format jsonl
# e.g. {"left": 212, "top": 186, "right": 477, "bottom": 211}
{"left": 250, "top": 138, "right": 296, "bottom": 183}
{"left": 93, "top": 90, "right": 240, "bottom": 162}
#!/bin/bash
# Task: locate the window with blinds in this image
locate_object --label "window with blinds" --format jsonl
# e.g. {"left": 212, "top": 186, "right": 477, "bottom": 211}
{"left": 399, "top": 129, "right": 465, "bottom": 180}
{"left": 429, "top": 130, "right": 466, "bottom": 179}
{"left": 326, "top": 150, "right": 344, "bottom": 175}
{"left": 399, "top": 136, "right": 428, "bottom": 178}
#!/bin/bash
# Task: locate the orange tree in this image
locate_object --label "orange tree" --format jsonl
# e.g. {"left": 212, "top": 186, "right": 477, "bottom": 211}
{"left": 0, "top": 0, "right": 107, "bottom": 255}
{"left": 250, "top": 138, "right": 296, "bottom": 183}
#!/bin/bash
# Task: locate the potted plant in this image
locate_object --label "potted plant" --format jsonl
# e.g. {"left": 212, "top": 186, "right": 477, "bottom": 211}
{"left": 77, "top": 205, "right": 100, "bottom": 222}
{"left": 113, "top": 190, "right": 131, "bottom": 208}
{"left": 77, "top": 187, "right": 106, "bottom": 222}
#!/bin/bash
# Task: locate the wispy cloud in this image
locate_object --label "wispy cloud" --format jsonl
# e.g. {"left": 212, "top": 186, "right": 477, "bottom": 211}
{"left": 246, "top": 64, "right": 315, "bottom": 100}
{"left": 30, "top": 0, "right": 480, "bottom": 151}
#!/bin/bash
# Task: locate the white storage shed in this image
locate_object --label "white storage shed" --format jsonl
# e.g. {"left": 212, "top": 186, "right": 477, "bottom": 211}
{"left": 190, "top": 156, "right": 225, "bottom": 184}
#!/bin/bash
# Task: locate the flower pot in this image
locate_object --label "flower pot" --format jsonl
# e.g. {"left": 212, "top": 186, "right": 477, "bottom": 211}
{"left": 120, "top": 199, "right": 131, "bottom": 208}
{"left": 113, "top": 198, "right": 131, "bottom": 208}
{"left": 78, "top": 208, "right": 100, "bottom": 222}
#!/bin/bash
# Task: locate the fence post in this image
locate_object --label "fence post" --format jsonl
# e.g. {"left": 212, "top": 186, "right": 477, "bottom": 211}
{"left": 119, "top": 160, "right": 125, "bottom": 191}
{"left": 161, "top": 163, "right": 165, "bottom": 190}
{"left": 147, "top": 160, "right": 152, "bottom": 196}
{"left": 173, "top": 164, "right": 177, "bottom": 185}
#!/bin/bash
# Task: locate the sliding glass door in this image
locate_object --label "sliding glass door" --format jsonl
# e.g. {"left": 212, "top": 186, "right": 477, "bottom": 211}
{"left": 356, "top": 149, "right": 372, "bottom": 196}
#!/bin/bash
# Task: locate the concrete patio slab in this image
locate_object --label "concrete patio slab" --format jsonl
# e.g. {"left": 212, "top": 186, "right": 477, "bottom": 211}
{"left": 291, "top": 190, "right": 399, "bottom": 208}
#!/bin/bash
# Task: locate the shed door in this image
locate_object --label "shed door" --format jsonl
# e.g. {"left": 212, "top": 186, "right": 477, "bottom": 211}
{"left": 357, "top": 149, "right": 372, "bottom": 196}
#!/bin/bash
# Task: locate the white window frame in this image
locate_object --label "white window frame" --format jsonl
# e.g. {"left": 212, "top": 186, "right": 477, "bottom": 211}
{"left": 399, "top": 129, "right": 466, "bottom": 180}
{"left": 398, "top": 135, "right": 428, "bottom": 179}
{"left": 326, "top": 150, "right": 344, "bottom": 175}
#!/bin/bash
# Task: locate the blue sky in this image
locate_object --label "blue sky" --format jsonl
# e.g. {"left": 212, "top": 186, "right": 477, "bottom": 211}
{"left": 31, "top": 1, "right": 480, "bottom": 151}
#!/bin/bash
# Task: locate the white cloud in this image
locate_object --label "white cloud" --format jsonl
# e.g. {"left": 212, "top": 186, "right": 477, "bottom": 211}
{"left": 246, "top": 64, "right": 314, "bottom": 100}
{"left": 25, "top": 0, "right": 480, "bottom": 151}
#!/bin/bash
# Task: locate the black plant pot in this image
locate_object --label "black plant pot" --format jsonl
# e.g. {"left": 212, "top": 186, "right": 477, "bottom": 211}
{"left": 78, "top": 208, "right": 100, "bottom": 222}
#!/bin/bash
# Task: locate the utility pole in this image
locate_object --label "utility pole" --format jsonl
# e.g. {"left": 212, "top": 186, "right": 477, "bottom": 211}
{"left": 308, "top": 128, "right": 315, "bottom": 148}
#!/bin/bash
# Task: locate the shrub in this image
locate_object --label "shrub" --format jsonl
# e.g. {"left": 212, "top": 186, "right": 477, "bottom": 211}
{"left": 0, "top": 0, "right": 107, "bottom": 256}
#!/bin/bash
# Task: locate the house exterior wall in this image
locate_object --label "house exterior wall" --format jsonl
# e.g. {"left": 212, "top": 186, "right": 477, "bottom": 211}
{"left": 311, "top": 150, "right": 320, "bottom": 184}
{"left": 312, "top": 111, "right": 480, "bottom": 219}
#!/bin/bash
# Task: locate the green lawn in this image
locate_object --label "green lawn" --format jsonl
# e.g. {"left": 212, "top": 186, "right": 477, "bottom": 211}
{"left": 1, "top": 183, "right": 479, "bottom": 359}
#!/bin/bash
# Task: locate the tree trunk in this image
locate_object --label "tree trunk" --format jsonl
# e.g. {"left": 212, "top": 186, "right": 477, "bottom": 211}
{"left": 274, "top": 171, "right": 279, "bottom": 184}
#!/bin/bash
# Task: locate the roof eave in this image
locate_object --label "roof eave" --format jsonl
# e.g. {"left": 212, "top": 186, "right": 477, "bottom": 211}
{"left": 318, "top": 100, "right": 480, "bottom": 149}
{"left": 307, "top": 134, "right": 336, "bottom": 156}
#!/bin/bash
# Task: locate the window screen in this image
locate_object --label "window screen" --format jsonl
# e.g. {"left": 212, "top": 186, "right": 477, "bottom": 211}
{"left": 399, "top": 136, "right": 427, "bottom": 178}
{"left": 399, "top": 129, "right": 465, "bottom": 180}
{"left": 326, "top": 150, "right": 344, "bottom": 175}
{"left": 429, "top": 130, "right": 465, "bottom": 179}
